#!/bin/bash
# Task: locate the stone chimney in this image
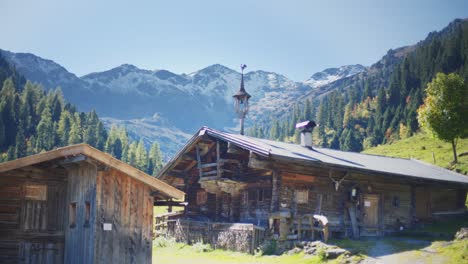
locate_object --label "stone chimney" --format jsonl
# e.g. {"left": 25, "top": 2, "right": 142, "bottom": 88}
{"left": 295, "top": 121, "right": 317, "bottom": 148}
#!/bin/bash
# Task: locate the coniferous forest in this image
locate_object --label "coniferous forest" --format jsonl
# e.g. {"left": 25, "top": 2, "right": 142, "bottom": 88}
{"left": 0, "top": 55, "right": 163, "bottom": 176}
{"left": 249, "top": 19, "right": 468, "bottom": 152}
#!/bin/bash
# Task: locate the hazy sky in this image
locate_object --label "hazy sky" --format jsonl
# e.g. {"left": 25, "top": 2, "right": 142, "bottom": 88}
{"left": 1, "top": 0, "right": 467, "bottom": 80}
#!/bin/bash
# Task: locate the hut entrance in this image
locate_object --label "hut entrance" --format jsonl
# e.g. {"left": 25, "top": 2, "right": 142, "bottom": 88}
{"left": 362, "top": 194, "right": 379, "bottom": 229}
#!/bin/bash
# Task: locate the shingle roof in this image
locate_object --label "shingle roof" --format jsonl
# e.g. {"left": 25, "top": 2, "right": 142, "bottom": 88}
{"left": 162, "top": 127, "right": 468, "bottom": 185}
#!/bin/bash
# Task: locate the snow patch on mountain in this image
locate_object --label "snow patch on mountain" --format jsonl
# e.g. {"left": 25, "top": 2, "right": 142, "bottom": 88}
{"left": 304, "top": 64, "right": 366, "bottom": 87}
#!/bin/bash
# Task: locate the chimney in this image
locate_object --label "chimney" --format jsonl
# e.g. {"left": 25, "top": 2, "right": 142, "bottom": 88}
{"left": 295, "top": 121, "right": 317, "bottom": 148}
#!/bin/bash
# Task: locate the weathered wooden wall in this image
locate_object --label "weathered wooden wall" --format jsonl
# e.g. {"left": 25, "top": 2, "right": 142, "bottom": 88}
{"left": 0, "top": 165, "right": 67, "bottom": 264}
{"left": 167, "top": 219, "right": 265, "bottom": 253}
{"left": 94, "top": 168, "right": 154, "bottom": 264}
{"left": 239, "top": 181, "right": 272, "bottom": 226}
{"left": 64, "top": 162, "right": 97, "bottom": 264}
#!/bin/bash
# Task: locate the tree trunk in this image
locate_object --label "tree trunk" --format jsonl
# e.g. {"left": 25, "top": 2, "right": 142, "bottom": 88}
{"left": 452, "top": 138, "right": 458, "bottom": 164}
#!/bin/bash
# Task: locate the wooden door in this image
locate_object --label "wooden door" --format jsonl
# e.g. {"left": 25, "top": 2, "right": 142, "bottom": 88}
{"left": 362, "top": 194, "right": 379, "bottom": 228}
{"left": 415, "top": 188, "right": 431, "bottom": 219}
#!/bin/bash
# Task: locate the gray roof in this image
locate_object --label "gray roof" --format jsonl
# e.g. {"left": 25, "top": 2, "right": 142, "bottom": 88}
{"left": 161, "top": 127, "right": 468, "bottom": 185}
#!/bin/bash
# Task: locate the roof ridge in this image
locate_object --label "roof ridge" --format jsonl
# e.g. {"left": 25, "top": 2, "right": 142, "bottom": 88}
{"left": 0, "top": 144, "right": 185, "bottom": 200}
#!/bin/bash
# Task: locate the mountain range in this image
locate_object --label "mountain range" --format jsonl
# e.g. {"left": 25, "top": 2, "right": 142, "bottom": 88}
{"left": 3, "top": 18, "right": 466, "bottom": 159}
{"left": 0, "top": 49, "right": 365, "bottom": 158}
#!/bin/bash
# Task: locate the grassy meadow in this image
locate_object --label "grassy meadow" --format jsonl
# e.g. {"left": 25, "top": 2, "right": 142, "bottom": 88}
{"left": 363, "top": 132, "right": 468, "bottom": 175}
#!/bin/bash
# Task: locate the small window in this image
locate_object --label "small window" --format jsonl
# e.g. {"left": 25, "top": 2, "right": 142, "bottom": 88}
{"left": 393, "top": 196, "right": 400, "bottom": 208}
{"left": 248, "top": 190, "right": 257, "bottom": 202}
{"left": 69, "top": 202, "right": 77, "bottom": 228}
{"left": 197, "top": 190, "right": 207, "bottom": 205}
{"left": 258, "top": 189, "right": 264, "bottom": 202}
{"left": 296, "top": 190, "right": 309, "bottom": 204}
{"left": 84, "top": 202, "right": 91, "bottom": 227}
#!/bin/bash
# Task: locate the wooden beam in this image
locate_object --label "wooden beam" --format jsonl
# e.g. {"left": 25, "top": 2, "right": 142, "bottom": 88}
{"left": 217, "top": 140, "right": 222, "bottom": 179}
{"left": 0, "top": 144, "right": 185, "bottom": 200}
{"left": 248, "top": 152, "right": 274, "bottom": 170}
{"left": 183, "top": 160, "right": 197, "bottom": 172}
{"left": 154, "top": 201, "right": 187, "bottom": 206}
{"left": 166, "top": 171, "right": 188, "bottom": 179}
{"left": 270, "top": 170, "right": 280, "bottom": 212}
{"left": 196, "top": 144, "right": 203, "bottom": 178}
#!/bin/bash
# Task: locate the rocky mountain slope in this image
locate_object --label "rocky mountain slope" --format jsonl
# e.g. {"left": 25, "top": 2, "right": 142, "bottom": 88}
{"left": 0, "top": 49, "right": 365, "bottom": 157}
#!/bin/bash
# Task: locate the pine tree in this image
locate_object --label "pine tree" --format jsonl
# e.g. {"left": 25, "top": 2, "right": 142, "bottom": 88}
{"left": 14, "top": 122, "right": 26, "bottom": 158}
{"left": 35, "top": 106, "right": 54, "bottom": 151}
{"left": 68, "top": 119, "right": 82, "bottom": 145}
{"left": 57, "top": 111, "right": 72, "bottom": 146}
{"left": 149, "top": 142, "right": 163, "bottom": 176}
{"left": 135, "top": 140, "right": 148, "bottom": 172}
{"left": 112, "top": 138, "right": 123, "bottom": 160}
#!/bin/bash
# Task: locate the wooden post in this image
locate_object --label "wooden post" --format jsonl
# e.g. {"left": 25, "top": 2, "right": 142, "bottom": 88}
{"left": 297, "top": 217, "right": 302, "bottom": 240}
{"left": 196, "top": 145, "right": 203, "bottom": 178}
{"left": 279, "top": 217, "right": 288, "bottom": 240}
{"left": 270, "top": 170, "right": 280, "bottom": 212}
{"left": 347, "top": 204, "right": 359, "bottom": 239}
{"left": 216, "top": 140, "right": 222, "bottom": 179}
{"left": 309, "top": 216, "right": 314, "bottom": 240}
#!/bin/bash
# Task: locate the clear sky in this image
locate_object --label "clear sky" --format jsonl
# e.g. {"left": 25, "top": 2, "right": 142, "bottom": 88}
{"left": 1, "top": 0, "right": 467, "bottom": 81}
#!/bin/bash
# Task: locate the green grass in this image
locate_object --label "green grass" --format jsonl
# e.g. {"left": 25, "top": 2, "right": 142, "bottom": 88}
{"left": 432, "top": 239, "right": 468, "bottom": 264}
{"left": 152, "top": 242, "right": 324, "bottom": 264}
{"left": 363, "top": 132, "right": 468, "bottom": 175}
{"left": 328, "top": 239, "right": 373, "bottom": 255}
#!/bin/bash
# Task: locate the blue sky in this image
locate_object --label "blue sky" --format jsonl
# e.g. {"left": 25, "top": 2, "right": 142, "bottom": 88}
{"left": 1, "top": 0, "right": 467, "bottom": 80}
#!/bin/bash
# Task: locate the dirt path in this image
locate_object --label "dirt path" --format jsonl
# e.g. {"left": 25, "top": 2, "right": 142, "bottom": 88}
{"left": 360, "top": 238, "right": 448, "bottom": 264}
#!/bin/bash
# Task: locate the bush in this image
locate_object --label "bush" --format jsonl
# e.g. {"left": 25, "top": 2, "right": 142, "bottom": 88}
{"left": 153, "top": 236, "right": 176, "bottom": 248}
{"left": 255, "top": 240, "right": 277, "bottom": 256}
{"left": 192, "top": 241, "right": 213, "bottom": 253}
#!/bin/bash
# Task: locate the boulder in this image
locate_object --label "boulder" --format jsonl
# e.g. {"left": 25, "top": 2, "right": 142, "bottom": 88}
{"left": 455, "top": 227, "right": 468, "bottom": 240}
{"left": 325, "top": 248, "right": 348, "bottom": 259}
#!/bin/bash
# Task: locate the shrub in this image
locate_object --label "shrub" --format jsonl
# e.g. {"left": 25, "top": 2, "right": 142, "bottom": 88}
{"left": 193, "top": 241, "right": 213, "bottom": 253}
{"left": 255, "top": 240, "right": 277, "bottom": 256}
{"left": 153, "top": 236, "right": 176, "bottom": 248}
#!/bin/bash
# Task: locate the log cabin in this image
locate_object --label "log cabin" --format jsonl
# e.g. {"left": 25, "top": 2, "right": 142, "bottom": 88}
{"left": 157, "top": 125, "right": 468, "bottom": 251}
{"left": 0, "top": 144, "right": 184, "bottom": 264}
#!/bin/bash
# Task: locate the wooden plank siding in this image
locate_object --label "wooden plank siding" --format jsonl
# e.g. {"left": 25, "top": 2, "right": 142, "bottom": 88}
{"left": 64, "top": 162, "right": 97, "bottom": 264}
{"left": 94, "top": 168, "right": 153, "bottom": 264}
{"left": 0, "top": 166, "right": 67, "bottom": 264}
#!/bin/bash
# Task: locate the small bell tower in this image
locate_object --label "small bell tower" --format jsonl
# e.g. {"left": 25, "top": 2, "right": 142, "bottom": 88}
{"left": 233, "top": 64, "right": 251, "bottom": 135}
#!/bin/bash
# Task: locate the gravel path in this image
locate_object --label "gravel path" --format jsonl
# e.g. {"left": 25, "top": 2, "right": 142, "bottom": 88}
{"left": 359, "top": 238, "right": 448, "bottom": 264}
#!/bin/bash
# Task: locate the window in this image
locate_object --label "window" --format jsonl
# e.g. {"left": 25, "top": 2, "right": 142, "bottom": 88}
{"left": 295, "top": 190, "right": 309, "bottom": 204}
{"left": 258, "top": 189, "right": 264, "bottom": 202}
{"left": 248, "top": 190, "right": 257, "bottom": 202}
{"left": 69, "top": 202, "right": 77, "bottom": 228}
{"left": 197, "top": 190, "right": 207, "bottom": 205}
{"left": 84, "top": 202, "right": 91, "bottom": 227}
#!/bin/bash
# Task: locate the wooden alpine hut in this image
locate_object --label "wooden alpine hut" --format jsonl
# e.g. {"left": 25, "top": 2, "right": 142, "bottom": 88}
{"left": 0, "top": 144, "right": 184, "bottom": 264}
{"left": 156, "top": 125, "right": 468, "bottom": 251}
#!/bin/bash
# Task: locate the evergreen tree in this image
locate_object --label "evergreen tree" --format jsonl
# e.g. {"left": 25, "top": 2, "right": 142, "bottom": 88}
{"left": 35, "top": 106, "right": 54, "bottom": 151}
{"left": 14, "top": 122, "right": 27, "bottom": 158}
{"left": 149, "top": 142, "right": 163, "bottom": 176}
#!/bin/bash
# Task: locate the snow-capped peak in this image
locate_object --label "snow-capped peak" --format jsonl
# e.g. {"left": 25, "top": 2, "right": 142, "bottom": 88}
{"left": 304, "top": 64, "right": 366, "bottom": 87}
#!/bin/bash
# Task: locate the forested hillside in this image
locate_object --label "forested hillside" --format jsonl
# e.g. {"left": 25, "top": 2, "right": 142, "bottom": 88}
{"left": 0, "top": 54, "right": 163, "bottom": 175}
{"left": 249, "top": 18, "right": 468, "bottom": 152}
